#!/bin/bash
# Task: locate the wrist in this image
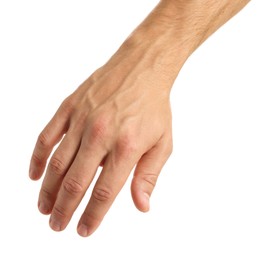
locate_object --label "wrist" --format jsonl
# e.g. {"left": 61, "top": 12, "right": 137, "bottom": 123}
{"left": 105, "top": 0, "right": 249, "bottom": 93}
{"left": 116, "top": 2, "right": 196, "bottom": 87}
{"left": 120, "top": 0, "right": 250, "bottom": 85}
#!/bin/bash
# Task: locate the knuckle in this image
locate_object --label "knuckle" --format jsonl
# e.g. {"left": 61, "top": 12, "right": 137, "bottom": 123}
{"left": 60, "top": 96, "right": 76, "bottom": 116}
{"left": 116, "top": 134, "right": 138, "bottom": 158}
{"left": 141, "top": 172, "right": 158, "bottom": 188}
{"left": 92, "top": 187, "right": 113, "bottom": 203}
{"left": 69, "top": 111, "right": 88, "bottom": 134}
{"left": 89, "top": 116, "right": 109, "bottom": 142}
{"left": 31, "top": 153, "right": 45, "bottom": 167}
{"left": 63, "top": 178, "right": 84, "bottom": 196}
{"left": 49, "top": 156, "right": 66, "bottom": 175}
{"left": 40, "top": 186, "right": 53, "bottom": 200}
{"left": 82, "top": 210, "right": 103, "bottom": 224}
{"left": 37, "top": 131, "right": 50, "bottom": 149}
{"left": 73, "top": 113, "right": 87, "bottom": 129}
{"left": 52, "top": 204, "right": 67, "bottom": 218}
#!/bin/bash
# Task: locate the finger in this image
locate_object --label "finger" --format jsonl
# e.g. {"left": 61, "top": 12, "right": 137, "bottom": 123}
{"left": 49, "top": 144, "right": 106, "bottom": 232}
{"left": 131, "top": 135, "right": 172, "bottom": 212}
{"left": 77, "top": 146, "right": 138, "bottom": 237}
{"left": 29, "top": 99, "right": 73, "bottom": 180}
{"left": 38, "top": 130, "right": 81, "bottom": 215}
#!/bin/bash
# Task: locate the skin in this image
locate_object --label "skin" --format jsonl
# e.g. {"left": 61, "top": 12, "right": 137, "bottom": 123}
{"left": 29, "top": 0, "right": 250, "bottom": 237}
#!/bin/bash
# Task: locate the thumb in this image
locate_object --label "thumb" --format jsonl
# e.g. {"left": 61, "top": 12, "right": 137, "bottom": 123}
{"left": 131, "top": 136, "right": 172, "bottom": 212}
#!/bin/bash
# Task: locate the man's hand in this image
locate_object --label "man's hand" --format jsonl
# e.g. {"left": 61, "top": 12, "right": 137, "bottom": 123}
{"left": 29, "top": 0, "right": 250, "bottom": 237}
{"left": 29, "top": 36, "right": 173, "bottom": 236}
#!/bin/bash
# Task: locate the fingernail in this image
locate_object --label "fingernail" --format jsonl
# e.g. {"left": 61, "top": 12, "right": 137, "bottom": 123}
{"left": 78, "top": 224, "right": 88, "bottom": 237}
{"left": 49, "top": 216, "right": 61, "bottom": 232}
{"left": 38, "top": 202, "right": 49, "bottom": 214}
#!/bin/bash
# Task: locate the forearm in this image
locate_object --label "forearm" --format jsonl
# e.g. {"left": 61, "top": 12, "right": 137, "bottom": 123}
{"left": 114, "top": 0, "right": 250, "bottom": 88}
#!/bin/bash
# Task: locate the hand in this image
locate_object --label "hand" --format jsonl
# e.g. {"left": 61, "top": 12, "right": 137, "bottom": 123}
{"left": 29, "top": 36, "right": 173, "bottom": 237}
{"left": 29, "top": 0, "right": 250, "bottom": 237}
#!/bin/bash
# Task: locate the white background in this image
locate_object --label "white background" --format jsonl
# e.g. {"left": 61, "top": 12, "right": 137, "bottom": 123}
{"left": 0, "top": 0, "right": 258, "bottom": 259}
